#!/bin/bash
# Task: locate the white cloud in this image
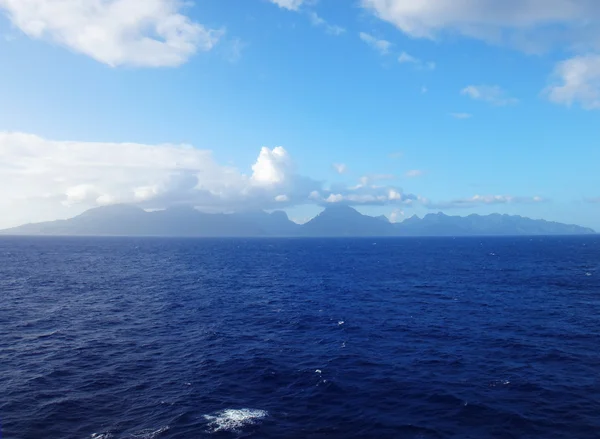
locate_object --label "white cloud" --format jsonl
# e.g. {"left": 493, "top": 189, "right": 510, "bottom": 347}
{"left": 389, "top": 209, "right": 405, "bottom": 223}
{"left": 0, "top": 0, "right": 222, "bottom": 67}
{"left": 450, "top": 112, "right": 472, "bottom": 119}
{"left": 323, "top": 192, "right": 407, "bottom": 204}
{"left": 332, "top": 163, "right": 348, "bottom": 174}
{"left": 308, "top": 12, "right": 345, "bottom": 35}
{"left": 0, "top": 132, "right": 421, "bottom": 228}
{"left": 317, "top": 177, "right": 415, "bottom": 206}
{"left": 461, "top": 85, "right": 518, "bottom": 106}
{"left": 325, "top": 194, "right": 345, "bottom": 203}
{"left": 359, "top": 32, "right": 392, "bottom": 55}
{"left": 428, "top": 194, "right": 545, "bottom": 209}
{"left": 269, "top": 0, "right": 305, "bottom": 11}
{"left": 398, "top": 51, "right": 435, "bottom": 70}
{"left": 360, "top": 0, "right": 600, "bottom": 52}
{"left": 546, "top": 55, "right": 600, "bottom": 109}
{"left": 405, "top": 169, "right": 424, "bottom": 178}
{"left": 397, "top": 51, "right": 418, "bottom": 64}
{"left": 251, "top": 146, "right": 292, "bottom": 185}
{"left": 356, "top": 174, "right": 395, "bottom": 188}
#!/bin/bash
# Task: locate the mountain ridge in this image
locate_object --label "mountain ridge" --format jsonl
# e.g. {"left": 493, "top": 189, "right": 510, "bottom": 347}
{"left": 0, "top": 204, "right": 595, "bottom": 237}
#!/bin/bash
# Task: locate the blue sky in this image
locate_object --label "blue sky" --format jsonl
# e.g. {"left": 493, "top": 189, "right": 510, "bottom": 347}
{"left": 0, "top": 0, "right": 599, "bottom": 229}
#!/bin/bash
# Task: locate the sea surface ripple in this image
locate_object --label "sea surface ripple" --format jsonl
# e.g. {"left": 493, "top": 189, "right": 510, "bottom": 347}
{"left": 1, "top": 236, "right": 600, "bottom": 438}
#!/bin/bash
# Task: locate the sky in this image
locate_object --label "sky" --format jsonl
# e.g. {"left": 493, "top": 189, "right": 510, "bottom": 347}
{"left": 0, "top": 0, "right": 599, "bottom": 229}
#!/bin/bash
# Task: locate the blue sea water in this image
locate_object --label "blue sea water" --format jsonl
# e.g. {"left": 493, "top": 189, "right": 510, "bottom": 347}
{"left": 1, "top": 236, "right": 600, "bottom": 439}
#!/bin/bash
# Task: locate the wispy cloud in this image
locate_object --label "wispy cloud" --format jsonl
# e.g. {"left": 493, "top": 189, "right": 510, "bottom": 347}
{"left": 0, "top": 0, "right": 223, "bottom": 67}
{"left": 461, "top": 85, "right": 518, "bottom": 106}
{"left": 358, "top": 174, "right": 396, "bottom": 187}
{"left": 268, "top": 0, "right": 305, "bottom": 11}
{"left": 546, "top": 55, "right": 600, "bottom": 110}
{"left": 332, "top": 163, "right": 348, "bottom": 174}
{"left": 405, "top": 170, "right": 424, "bottom": 178}
{"left": 359, "top": 32, "right": 392, "bottom": 55}
{"left": 450, "top": 112, "right": 473, "bottom": 119}
{"left": 398, "top": 51, "right": 435, "bottom": 70}
{"left": 428, "top": 195, "right": 545, "bottom": 209}
{"left": 224, "top": 38, "right": 247, "bottom": 63}
{"left": 308, "top": 12, "right": 345, "bottom": 36}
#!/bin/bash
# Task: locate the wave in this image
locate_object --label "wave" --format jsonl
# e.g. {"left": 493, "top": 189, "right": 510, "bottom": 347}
{"left": 203, "top": 408, "right": 268, "bottom": 433}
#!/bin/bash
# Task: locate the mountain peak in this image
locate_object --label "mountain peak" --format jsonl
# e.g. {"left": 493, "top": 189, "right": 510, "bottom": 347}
{"left": 319, "top": 204, "right": 360, "bottom": 216}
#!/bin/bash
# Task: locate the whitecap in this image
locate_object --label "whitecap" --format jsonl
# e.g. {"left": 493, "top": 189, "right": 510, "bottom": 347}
{"left": 204, "top": 408, "right": 268, "bottom": 433}
{"left": 338, "top": 321, "right": 344, "bottom": 326}
{"left": 315, "top": 369, "right": 322, "bottom": 374}
{"left": 91, "top": 434, "right": 113, "bottom": 439}
{"left": 586, "top": 272, "right": 592, "bottom": 276}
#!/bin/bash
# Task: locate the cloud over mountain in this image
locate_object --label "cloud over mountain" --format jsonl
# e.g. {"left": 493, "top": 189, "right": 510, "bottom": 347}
{"left": 0, "top": 132, "right": 418, "bottom": 228}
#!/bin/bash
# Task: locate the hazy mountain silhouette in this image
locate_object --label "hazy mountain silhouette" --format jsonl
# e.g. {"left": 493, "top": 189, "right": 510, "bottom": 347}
{"left": 396, "top": 212, "right": 595, "bottom": 236}
{"left": 0, "top": 204, "right": 595, "bottom": 237}
{"left": 301, "top": 205, "right": 395, "bottom": 236}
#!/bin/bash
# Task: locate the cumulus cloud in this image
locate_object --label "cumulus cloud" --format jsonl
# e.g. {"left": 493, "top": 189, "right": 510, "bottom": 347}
{"left": 0, "top": 0, "right": 223, "bottom": 67}
{"left": 450, "top": 112, "right": 472, "bottom": 119}
{"left": 359, "top": 32, "right": 392, "bottom": 55}
{"left": 308, "top": 12, "right": 345, "bottom": 35}
{"left": 0, "top": 132, "right": 421, "bottom": 228}
{"left": 268, "top": 0, "right": 305, "bottom": 11}
{"left": 461, "top": 85, "right": 518, "bottom": 106}
{"left": 427, "top": 194, "right": 545, "bottom": 209}
{"left": 251, "top": 146, "right": 292, "bottom": 185}
{"left": 546, "top": 55, "right": 600, "bottom": 109}
{"left": 360, "top": 0, "right": 600, "bottom": 52}
{"left": 398, "top": 51, "right": 435, "bottom": 70}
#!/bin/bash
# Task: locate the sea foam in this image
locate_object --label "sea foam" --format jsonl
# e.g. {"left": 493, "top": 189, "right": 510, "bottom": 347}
{"left": 204, "top": 408, "right": 268, "bottom": 433}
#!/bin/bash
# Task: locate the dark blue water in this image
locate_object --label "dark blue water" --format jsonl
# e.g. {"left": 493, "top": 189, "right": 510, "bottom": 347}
{"left": 1, "top": 236, "right": 600, "bottom": 438}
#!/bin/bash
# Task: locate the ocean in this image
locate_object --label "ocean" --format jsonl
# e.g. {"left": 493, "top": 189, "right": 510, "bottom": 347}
{"left": 1, "top": 236, "right": 599, "bottom": 438}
